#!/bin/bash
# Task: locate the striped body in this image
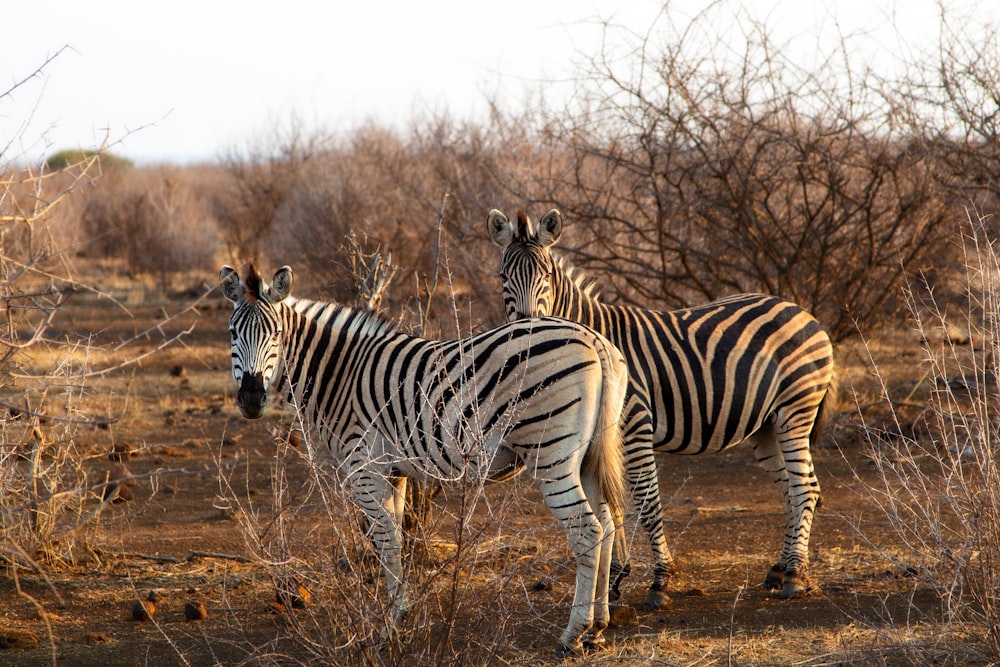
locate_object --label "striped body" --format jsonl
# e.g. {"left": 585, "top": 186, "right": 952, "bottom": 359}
{"left": 487, "top": 209, "right": 835, "bottom": 607}
{"left": 220, "top": 263, "right": 628, "bottom": 653}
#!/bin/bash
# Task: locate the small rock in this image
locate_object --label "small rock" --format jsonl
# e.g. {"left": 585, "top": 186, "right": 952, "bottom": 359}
{"left": 104, "top": 463, "right": 134, "bottom": 503}
{"left": 0, "top": 630, "right": 39, "bottom": 649}
{"left": 184, "top": 601, "right": 208, "bottom": 621}
{"left": 130, "top": 599, "right": 155, "bottom": 622}
{"left": 276, "top": 578, "right": 311, "bottom": 609}
{"left": 108, "top": 442, "right": 136, "bottom": 462}
{"left": 608, "top": 604, "right": 638, "bottom": 628}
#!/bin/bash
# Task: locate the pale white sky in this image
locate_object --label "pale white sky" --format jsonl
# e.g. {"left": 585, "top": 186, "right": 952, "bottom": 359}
{"left": 1, "top": 0, "right": 985, "bottom": 165}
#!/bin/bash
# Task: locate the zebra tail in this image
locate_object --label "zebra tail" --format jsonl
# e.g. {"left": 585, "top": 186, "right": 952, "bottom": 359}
{"left": 583, "top": 343, "right": 628, "bottom": 519}
{"left": 809, "top": 373, "right": 839, "bottom": 449}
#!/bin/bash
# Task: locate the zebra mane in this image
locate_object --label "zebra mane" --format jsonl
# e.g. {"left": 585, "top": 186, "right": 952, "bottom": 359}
{"left": 516, "top": 209, "right": 533, "bottom": 241}
{"left": 554, "top": 254, "right": 603, "bottom": 302}
{"left": 342, "top": 304, "right": 399, "bottom": 337}
{"left": 243, "top": 262, "right": 264, "bottom": 305}
{"left": 292, "top": 297, "right": 399, "bottom": 339}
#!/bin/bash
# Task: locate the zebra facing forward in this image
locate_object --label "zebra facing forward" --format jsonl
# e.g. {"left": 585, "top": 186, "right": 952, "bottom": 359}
{"left": 487, "top": 208, "right": 836, "bottom": 610}
{"left": 220, "top": 263, "right": 628, "bottom": 654}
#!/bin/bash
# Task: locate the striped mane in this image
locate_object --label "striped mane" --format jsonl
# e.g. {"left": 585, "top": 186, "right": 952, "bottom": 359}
{"left": 339, "top": 303, "right": 398, "bottom": 338}
{"left": 243, "top": 262, "right": 264, "bottom": 304}
{"left": 293, "top": 295, "right": 399, "bottom": 339}
{"left": 555, "top": 254, "right": 602, "bottom": 302}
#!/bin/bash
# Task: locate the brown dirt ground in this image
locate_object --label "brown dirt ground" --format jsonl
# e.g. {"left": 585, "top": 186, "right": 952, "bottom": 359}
{"left": 0, "top": 281, "right": 990, "bottom": 666}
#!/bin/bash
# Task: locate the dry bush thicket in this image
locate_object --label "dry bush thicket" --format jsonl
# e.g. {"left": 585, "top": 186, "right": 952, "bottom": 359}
{"left": 215, "top": 404, "right": 573, "bottom": 665}
{"left": 0, "top": 157, "right": 101, "bottom": 572}
{"left": 485, "top": 4, "right": 976, "bottom": 343}
{"left": 77, "top": 165, "right": 224, "bottom": 288}
{"left": 857, "top": 209, "right": 1000, "bottom": 657}
{"left": 225, "top": 116, "right": 513, "bottom": 336}
{"left": 57, "top": 6, "right": 1000, "bottom": 345}
{"left": 1, "top": 56, "right": 220, "bottom": 619}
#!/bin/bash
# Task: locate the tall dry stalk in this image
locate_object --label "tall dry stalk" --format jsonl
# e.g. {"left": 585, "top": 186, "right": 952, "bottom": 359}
{"left": 858, "top": 209, "right": 1000, "bottom": 659}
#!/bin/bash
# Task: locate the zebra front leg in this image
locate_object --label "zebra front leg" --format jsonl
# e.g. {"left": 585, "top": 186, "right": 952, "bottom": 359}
{"left": 622, "top": 443, "right": 675, "bottom": 610}
{"left": 353, "top": 471, "right": 410, "bottom": 635}
{"left": 609, "top": 509, "right": 631, "bottom": 601}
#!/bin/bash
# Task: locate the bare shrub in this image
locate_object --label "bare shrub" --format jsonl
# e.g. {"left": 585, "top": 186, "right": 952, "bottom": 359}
{"left": 485, "top": 3, "right": 957, "bottom": 342}
{"left": 1, "top": 142, "right": 104, "bottom": 583}
{"left": 217, "top": 120, "right": 333, "bottom": 264}
{"left": 857, "top": 209, "right": 1000, "bottom": 659}
{"left": 215, "top": 423, "right": 563, "bottom": 665}
{"left": 884, "top": 8, "right": 1000, "bottom": 217}
{"left": 78, "top": 165, "right": 223, "bottom": 285}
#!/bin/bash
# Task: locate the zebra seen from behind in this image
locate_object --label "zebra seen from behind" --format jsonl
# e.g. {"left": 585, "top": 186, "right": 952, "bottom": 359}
{"left": 487, "top": 208, "right": 836, "bottom": 610}
{"left": 220, "top": 262, "right": 629, "bottom": 655}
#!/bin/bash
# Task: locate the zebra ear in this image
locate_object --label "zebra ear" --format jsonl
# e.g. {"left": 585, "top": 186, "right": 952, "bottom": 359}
{"left": 487, "top": 209, "right": 513, "bottom": 248}
{"left": 268, "top": 265, "right": 293, "bottom": 302}
{"left": 537, "top": 209, "right": 563, "bottom": 247}
{"left": 220, "top": 265, "right": 243, "bottom": 303}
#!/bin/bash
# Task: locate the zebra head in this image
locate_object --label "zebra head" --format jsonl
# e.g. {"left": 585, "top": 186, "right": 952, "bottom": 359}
{"left": 219, "top": 263, "right": 292, "bottom": 419}
{"left": 486, "top": 208, "right": 562, "bottom": 321}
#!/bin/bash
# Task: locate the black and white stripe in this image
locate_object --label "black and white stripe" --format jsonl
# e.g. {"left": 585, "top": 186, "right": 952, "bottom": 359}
{"left": 487, "top": 208, "right": 836, "bottom": 608}
{"left": 221, "top": 263, "right": 629, "bottom": 654}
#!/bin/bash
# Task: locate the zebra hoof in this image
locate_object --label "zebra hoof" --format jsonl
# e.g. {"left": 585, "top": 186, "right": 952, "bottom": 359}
{"left": 609, "top": 562, "right": 632, "bottom": 602}
{"left": 640, "top": 588, "right": 672, "bottom": 611}
{"left": 762, "top": 564, "right": 785, "bottom": 591}
{"left": 556, "top": 640, "right": 583, "bottom": 658}
{"left": 583, "top": 634, "right": 607, "bottom": 652}
{"left": 778, "top": 570, "right": 813, "bottom": 598}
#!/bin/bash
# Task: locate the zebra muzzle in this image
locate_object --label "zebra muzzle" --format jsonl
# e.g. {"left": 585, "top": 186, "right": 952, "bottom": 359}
{"left": 236, "top": 372, "right": 268, "bottom": 419}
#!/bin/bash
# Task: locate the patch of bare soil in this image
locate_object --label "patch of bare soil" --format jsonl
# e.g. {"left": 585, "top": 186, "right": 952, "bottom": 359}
{"left": 0, "top": 291, "right": 988, "bottom": 666}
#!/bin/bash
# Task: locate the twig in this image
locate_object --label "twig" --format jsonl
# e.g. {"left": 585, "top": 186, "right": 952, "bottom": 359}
{"left": 120, "top": 550, "right": 252, "bottom": 564}
{"left": 0, "top": 399, "right": 119, "bottom": 428}
{"left": 415, "top": 193, "right": 450, "bottom": 336}
{"left": 727, "top": 581, "right": 746, "bottom": 666}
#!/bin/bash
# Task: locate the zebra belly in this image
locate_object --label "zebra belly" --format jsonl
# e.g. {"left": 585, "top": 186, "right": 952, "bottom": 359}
{"left": 384, "top": 431, "right": 525, "bottom": 486}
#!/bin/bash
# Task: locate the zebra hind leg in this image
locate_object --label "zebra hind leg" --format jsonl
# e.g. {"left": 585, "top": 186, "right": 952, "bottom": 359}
{"left": 540, "top": 473, "right": 606, "bottom": 656}
{"left": 582, "top": 481, "right": 617, "bottom": 653}
{"left": 755, "top": 421, "right": 821, "bottom": 599}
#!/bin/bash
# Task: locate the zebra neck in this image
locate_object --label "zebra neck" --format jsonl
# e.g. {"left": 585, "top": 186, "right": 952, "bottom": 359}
{"left": 279, "top": 298, "right": 396, "bottom": 410}
{"left": 552, "top": 265, "right": 608, "bottom": 324}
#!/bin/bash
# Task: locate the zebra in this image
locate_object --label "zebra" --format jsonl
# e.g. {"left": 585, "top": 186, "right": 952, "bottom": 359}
{"left": 220, "top": 262, "right": 629, "bottom": 654}
{"left": 487, "top": 208, "right": 836, "bottom": 610}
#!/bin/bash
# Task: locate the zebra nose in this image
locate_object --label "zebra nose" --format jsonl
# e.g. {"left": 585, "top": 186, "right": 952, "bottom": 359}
{"left": 236, "top": 372, "right": 268, "bottom": 419}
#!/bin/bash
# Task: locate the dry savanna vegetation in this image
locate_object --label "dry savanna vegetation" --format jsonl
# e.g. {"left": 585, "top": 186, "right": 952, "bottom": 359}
{"left": 3, "top": 4, "right": 1000, "bottom": 665}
